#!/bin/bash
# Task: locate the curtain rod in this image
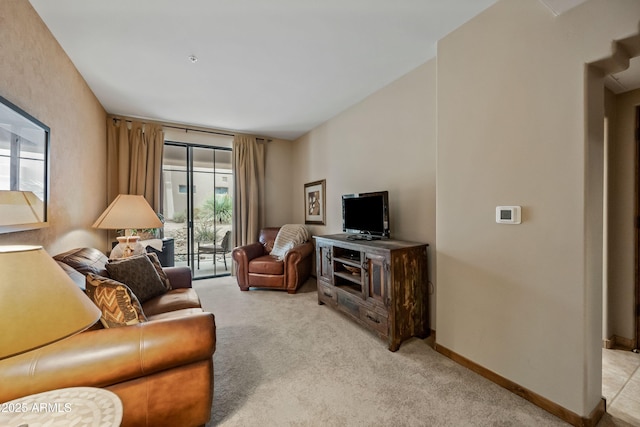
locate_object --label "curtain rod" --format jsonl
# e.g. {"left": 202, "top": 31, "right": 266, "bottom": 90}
{"left": 163, "top": 124, "right": 235, "bottom": 137}
{"left": 111, "top": 117, "right": 271, "bottom": 141}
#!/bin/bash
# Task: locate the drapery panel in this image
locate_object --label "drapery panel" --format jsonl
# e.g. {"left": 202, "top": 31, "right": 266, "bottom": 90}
{"left": 106, "top": 118, "right": 164, "bottom": 211}
{"left": 232, "top": 134, "right": 265, "bottom": 248}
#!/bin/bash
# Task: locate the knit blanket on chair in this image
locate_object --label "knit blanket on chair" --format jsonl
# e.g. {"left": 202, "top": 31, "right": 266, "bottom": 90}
{"left": 270, "top": 224, "right": 310, "bottom": 259}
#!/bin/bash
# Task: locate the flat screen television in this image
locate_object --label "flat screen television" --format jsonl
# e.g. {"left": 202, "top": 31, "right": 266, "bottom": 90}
{"left": 342, "top": 191, "right": 390, "bottom": 239}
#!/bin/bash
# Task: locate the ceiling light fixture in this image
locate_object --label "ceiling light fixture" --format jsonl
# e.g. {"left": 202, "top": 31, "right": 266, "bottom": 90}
{"left": 188, "top": 55, "right": 198, "bottom": 64}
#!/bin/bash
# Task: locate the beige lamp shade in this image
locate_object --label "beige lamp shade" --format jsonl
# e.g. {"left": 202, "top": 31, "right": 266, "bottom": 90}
{"left": 92, "top": 194, "right": 163, "bottom": 233}
{"left": 0, "top": 245, "right": 101, "bottom": 360}
{"left": 0, "top": 190, "right": 44, "bottom": 225}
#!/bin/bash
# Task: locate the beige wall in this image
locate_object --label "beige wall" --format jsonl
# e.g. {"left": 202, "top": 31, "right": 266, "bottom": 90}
{"left": 293, "top": 59, "right": 437, "bottom": 324}
{"left": 0, "top": 0, "right": 107, "bottom": 254}
{"left": 437, "top": 0, "right": 640, "bottom": 417}
{"left": 265, "top": 139, "right": 295, "bottom": 228}
{"left": 607, "top": 88, "right": 640, "bottom": 341}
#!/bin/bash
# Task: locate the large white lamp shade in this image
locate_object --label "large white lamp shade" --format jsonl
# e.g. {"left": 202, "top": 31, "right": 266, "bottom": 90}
{"left": 0, "top": 246, "right": 101, "bottom": 360}
{"left": 0, "top": 190, "right": 44, "bottom": 225}
{"left": 92, "top": 194, "right": 163, "bottom": 232}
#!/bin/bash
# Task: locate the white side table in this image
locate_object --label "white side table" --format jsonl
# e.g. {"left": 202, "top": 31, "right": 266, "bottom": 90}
{"left": 0, "top": 387, "right": 122, "bottom": 427}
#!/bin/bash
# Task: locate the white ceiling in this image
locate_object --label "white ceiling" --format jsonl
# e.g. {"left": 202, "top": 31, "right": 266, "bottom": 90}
{"left": 29, "top": 0, "right": 616, "bottom": 141}
{"left": 28, "top": 0, "right": 498, "bottom": 140}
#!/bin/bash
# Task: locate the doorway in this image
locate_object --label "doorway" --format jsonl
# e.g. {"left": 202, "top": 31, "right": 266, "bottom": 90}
{"left": 597, "top": 42, "right": 640, "bottom": 423}
{"left": 162, "top": 142, "right": 233, "bottom": 279}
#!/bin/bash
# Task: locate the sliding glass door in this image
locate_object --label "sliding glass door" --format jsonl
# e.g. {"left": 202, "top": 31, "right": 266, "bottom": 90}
{"left": 162, "top": 142, "right": 233, "bottom": 279}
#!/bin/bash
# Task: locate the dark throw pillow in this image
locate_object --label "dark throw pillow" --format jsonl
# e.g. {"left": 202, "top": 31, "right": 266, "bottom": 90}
{"left": 105, "top": 253, "right": 167, "bottom": 303}
{"left": 85, "top": 273, "right": 147, "bottom": 328}
{"left": 146, "top": 252, "right": 172, "bottom": 291}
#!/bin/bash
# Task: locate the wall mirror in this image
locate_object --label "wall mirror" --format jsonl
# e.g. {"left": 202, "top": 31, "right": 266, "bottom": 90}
{"left": 0, "top": 96, "right": 49, "bottom": 233}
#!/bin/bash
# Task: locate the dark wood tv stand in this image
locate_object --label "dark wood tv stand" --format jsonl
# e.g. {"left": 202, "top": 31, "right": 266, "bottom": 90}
{"left": 315, "top": 234, "right": 429, "bottom": 351}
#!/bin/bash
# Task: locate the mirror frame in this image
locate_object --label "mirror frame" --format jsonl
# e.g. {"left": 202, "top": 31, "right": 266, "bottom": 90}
{"left": 0, "top": 96, "right": 50, "bottom": 233}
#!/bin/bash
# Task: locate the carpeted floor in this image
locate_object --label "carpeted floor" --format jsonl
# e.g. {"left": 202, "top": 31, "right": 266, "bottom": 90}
{"left": 193, "top": 277, "right": 626, "bottom": 427}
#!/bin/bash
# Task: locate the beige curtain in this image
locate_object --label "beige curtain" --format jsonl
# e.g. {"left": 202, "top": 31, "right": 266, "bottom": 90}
{"left": 106, "top": 118, "right": 164, "bottom": 211}
{"left": 232, "top": 134, "right": 265, "bottom": 247}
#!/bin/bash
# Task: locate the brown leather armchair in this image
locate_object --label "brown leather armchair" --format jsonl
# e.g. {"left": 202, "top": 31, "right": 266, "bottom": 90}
{"left": 232, "top": 227, "right": 314, "bottom": 294}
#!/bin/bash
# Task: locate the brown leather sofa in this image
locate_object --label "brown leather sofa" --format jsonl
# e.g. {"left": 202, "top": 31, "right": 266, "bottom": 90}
{"left": 0, "top": 247, "right": 215, "bottom": 427}
{"left": 232, "top": 226, "right": 314, "bottom": 294}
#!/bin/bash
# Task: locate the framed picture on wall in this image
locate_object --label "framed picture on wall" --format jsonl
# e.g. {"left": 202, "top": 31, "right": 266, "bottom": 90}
{"left": 304, "top": 179, "right": 326, "bottom": 225}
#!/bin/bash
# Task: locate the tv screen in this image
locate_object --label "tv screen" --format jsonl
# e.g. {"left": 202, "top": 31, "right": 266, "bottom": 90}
{"left": 342, "top": 191, "right": 390, "bottom": 239}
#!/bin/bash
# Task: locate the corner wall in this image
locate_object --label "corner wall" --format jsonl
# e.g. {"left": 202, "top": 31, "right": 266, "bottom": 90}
{"left": 0, "top": 0, "right": 107, "bottom": 254}
{"left": 292, "top": 59, "right": 437, "bottom": 326}
{"left": 437, "top": 0, "right": 640, "bottom": 417}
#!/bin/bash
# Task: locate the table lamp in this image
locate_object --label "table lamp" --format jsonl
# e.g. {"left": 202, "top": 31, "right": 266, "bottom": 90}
{"left": 0, "top": 245, "right": 101, "bottom": 360}
{"left": 92, "top": 194, "right": 163, "bottom": 257}
{"left": 0, "top": 190, "right": 44, "bottom": 225}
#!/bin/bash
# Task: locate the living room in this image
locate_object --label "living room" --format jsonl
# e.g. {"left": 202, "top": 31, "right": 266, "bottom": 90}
{"left": 2, "top": 0, "right": 640, "bottom": 426}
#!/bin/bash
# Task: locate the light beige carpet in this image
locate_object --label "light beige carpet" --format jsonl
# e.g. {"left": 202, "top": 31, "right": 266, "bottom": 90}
{"left": 193, "top": 277, "right": 622, "bottom": 427}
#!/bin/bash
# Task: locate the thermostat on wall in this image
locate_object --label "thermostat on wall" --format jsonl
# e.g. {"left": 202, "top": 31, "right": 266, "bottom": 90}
{"left": 496, "top": 206, "right": 521, "bottom": 224}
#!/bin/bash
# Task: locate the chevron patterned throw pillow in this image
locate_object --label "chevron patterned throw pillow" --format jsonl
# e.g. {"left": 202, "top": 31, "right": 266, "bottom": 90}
{"left": 85, "top": 273, "right": 148, "bottom": 328}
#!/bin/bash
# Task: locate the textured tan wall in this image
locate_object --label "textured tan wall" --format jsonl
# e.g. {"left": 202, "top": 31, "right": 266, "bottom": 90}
{"left": 437, "top": 0, "right": 640, "bottom": 416}
{"left": 0, "top": 0, "right": 107, "bottom": 254}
